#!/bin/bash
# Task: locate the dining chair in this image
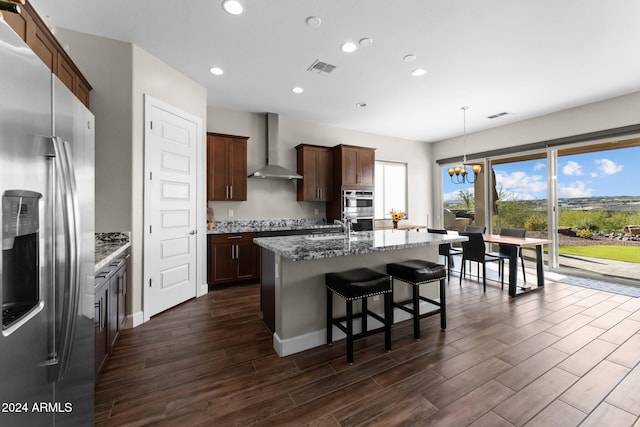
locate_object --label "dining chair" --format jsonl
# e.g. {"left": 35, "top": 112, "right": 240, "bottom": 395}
{"left": 464, "top": 225, "right": 486, "bottom": 233}
{"left": 461, "top": 226, "right": 486, "bottom": 276}
{"left": 459, "top": 232, "right": 502, "bottom": 292}
{"left": 497, "top": 228, "right": 527, "bottom": 283}
{"left": 427, "top": 228, "right": 461, "bottom": 281}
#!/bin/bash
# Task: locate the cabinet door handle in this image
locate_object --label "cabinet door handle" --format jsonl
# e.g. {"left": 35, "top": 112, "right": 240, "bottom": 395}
{"left": 94, "top": 298, "right": 103, "bottom": 332}
{"left": 94, "top": 301, "right": 99, "bottom": 329}
{"left": 230, "top": 185, "right": 233, "bottom": 199}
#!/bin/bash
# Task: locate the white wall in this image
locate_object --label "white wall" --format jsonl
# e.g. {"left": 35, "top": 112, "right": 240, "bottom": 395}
{"left": 207, "top": 107, "right": 322, "bottom": 221}
{"left": 430, "top": 90, "right": 640, "bottom": 226}
{"left": 432, "top": 90, "right": 640, "bottom": 162}
{"left": 57, "top": 29, "right": 133, "bottom": 233}
{"left": 55, "top": 29, "right": 208, "bottom": 325}
{"left": 281, "top": 116, "right": 434, "bottom": 226}
{"left": 207, "top": 107, "right": 434, "bottom": 225}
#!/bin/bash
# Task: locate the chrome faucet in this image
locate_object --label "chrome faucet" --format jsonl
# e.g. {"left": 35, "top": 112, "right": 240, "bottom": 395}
{"left": 334, "top": 218, "right": 350, "bottom": 233}
{"left": 334, "top": 218, "right": 357, "bottom": 241}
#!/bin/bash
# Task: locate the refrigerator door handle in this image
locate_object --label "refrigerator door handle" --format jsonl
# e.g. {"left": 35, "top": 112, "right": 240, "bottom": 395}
{"left": 49, "top": 137, "right": 81, "bottom": 382}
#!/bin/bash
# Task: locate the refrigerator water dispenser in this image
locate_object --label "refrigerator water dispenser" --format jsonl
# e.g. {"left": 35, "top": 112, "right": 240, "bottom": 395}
{"left": 2, "top": 190, "right": 42, "bottom": 334}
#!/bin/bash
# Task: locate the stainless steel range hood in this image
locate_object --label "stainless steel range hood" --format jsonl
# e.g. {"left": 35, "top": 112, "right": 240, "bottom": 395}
{"left": 249, "top": 113, "right": 302, "bottom": 180}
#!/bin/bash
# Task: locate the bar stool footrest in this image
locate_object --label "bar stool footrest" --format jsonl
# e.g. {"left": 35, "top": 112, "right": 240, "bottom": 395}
{"left": 393, "top": 297, "right": 443, "bottom": 320}
{"left": 330, "top": 310, "right": 386, "bottom": 335}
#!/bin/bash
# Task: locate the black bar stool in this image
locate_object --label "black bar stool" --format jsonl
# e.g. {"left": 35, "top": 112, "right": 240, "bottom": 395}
{"left": 326, "top": 268, "right": 392, "bottom": 364}
{"left": 386, "top": 260, "right": 447, "bottom": 340}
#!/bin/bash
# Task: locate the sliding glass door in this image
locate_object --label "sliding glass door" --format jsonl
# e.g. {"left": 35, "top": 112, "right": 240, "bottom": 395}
{"left": 489, "top": 154, "right": 549, "bottom": 273}
{"left": 442, "top": 137, "right": 640, "bottom": 283}
{"left": 490, "top": 154, "right": 548, "bottom": 236}
{"left": 555, "top": 142, "right": 640, "bottom": 280}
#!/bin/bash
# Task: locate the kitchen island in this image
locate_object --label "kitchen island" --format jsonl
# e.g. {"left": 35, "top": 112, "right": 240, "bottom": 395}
{"left": 254, "top": 229, "right": 467, "bottom": 356}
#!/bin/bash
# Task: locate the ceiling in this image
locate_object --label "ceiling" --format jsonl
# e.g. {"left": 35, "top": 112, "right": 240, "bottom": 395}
{"left": 30, "top": 0, "right": 640, "bottom": 142}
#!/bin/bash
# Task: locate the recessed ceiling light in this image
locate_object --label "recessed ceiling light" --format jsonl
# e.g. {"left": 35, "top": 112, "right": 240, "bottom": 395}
{"left": 403, "top": 54, "right": 417, "bottom": 62}
{"left": 340, "top": 42, "right": 358, "bottom": 53}
{"left": 292, "top": 87, "right": 304, "bottom": 94}
{"left": 411, "top": 68, "right": 427, "bottom": 77}
{"left": 222, "top": 0, "right": 244, "bottom": 15}
{"left": 209, "top": 67, "right": 224, "bottom": 76}
{"left": 305, "top": 16, "right": 321, "bottom": 28}
{"left": 359, "top": 38, "right": 373, "bottom": 48}
{"left": 356, "top": 102, "right": 368, "bottom": 108}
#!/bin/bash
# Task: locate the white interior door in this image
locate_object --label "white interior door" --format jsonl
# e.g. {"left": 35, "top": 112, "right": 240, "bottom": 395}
{"left": 144, "top": 97, "right": 199, "bottom": 318}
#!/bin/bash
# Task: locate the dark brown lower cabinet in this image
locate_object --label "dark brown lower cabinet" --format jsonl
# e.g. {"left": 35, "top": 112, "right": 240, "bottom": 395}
{"left": 95, "top": 250, "right": 130, "bottom": 377}
{"left": 208, "top": 233, "right": 259, "bottom": 286}
{"left": 94, "top": 278, "right": 108, "bottom": 375}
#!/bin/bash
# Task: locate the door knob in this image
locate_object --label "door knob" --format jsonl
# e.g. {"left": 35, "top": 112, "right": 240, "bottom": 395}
{"left": 189, "top": 230, "right": 197, "bottom": 235}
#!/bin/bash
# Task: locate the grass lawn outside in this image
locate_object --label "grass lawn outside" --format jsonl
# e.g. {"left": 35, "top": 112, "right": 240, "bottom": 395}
{"left": 559, "top": 245, "right": 640, "bottom": 263}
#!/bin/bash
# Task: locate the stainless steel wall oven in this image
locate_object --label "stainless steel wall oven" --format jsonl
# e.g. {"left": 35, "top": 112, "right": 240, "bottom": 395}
{"left": 342, "top": 190, "right": 374, "bottom": 231}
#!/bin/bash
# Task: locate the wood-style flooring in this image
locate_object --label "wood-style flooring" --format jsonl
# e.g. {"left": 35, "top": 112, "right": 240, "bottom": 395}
{"left": 96, "top": 274, "right": 640, "bottom": 426}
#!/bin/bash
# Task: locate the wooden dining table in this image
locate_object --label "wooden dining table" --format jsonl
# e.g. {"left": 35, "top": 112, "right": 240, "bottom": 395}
{"left": 482, "top": 234, "right": 552, "bottom": 297}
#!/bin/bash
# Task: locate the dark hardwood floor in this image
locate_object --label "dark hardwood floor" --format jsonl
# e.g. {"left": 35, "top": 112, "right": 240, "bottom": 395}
{"left": 96, "top": 273, "right": 640, "bottom": 426}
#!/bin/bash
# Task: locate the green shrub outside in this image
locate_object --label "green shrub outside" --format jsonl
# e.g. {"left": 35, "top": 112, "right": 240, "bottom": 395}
{"left": 490, "top": 200, "right": 640, "bottom": 234}
{"left": 558, "top": 209, "right": 640, "bottom": 233}
{"left": 576, "top": 229, "right": 593, "bottom": 239}
{"left": 493, "top": 200, "right": 541, "bottom": 230}
{"left": 525, "top": 215, "right": 547, "bottom": 231}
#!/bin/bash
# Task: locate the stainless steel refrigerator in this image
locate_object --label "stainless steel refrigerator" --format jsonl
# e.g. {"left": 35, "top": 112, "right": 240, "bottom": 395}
{"left": 0, "top": 18, "right": 95, "bottom": 426}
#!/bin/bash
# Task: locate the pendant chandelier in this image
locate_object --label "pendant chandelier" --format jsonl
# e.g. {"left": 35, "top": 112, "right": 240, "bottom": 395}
{"left": 448, "top": 106, "right": 481, "bottom": 184}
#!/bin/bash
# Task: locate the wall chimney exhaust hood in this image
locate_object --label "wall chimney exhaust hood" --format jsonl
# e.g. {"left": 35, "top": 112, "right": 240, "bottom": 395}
{"left": 249, "top": 113, "right": 302, "bottom": 180}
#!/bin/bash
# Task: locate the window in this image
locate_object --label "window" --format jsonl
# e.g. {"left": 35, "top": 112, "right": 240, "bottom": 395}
{"left": 441, "top": 163, "right": 480, "bottom": 231}
{"left": 375, "top": 161, "right": 407, "bottom": 219}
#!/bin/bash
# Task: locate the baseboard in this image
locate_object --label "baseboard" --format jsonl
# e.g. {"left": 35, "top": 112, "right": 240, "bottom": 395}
{"left": 273, "top": 301, "right": 439, "bottom": 356}
{"left": 126, "top": 311, "right": 145, "bottom": 329}
{"left": 273, "top": 330, "right": 326, "bottom": 357}
{"left": 198, "top": 283, "right": 208, "bottom": 297}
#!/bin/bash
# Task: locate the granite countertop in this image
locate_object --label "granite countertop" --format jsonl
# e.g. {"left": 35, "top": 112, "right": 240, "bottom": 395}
{"left": 207, "top": 219, "right": 341, "bottom": 234}
{"left": 95, "top": 232, "right": 131, "bottom": 271}
{"left": 253, "top": 229, "right": 467, "bottom": 261}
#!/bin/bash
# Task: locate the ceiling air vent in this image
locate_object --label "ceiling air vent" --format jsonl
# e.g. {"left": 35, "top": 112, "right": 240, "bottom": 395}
{"left": 307, "top": 60, "right": 336, "bottom": 75}
{"left": 487, "top": 112, "right": 509, "bottom": 119}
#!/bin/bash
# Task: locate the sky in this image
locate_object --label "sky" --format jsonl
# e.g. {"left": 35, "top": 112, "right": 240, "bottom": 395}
{"left": 443, "top": 146, "right": 639, "bottom": 202}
